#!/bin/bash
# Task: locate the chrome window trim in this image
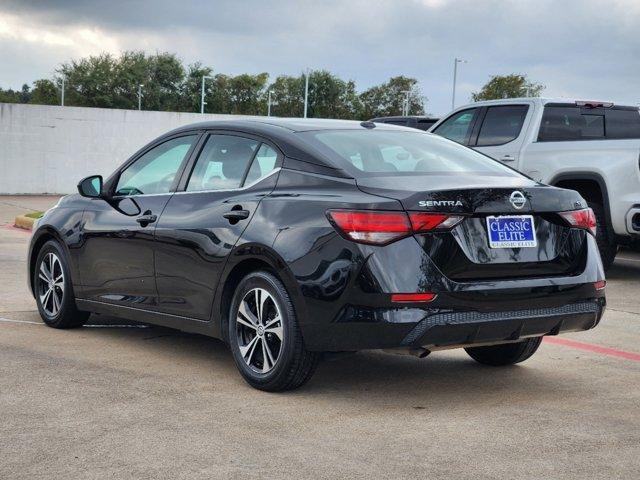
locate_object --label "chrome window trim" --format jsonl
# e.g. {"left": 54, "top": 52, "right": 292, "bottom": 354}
{"left": 173, "top": 167, "right": 281, "bottom": 195}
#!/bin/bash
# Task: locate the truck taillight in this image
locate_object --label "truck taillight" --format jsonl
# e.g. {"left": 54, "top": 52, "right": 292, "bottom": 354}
{"left": 327, "top": 210, "right": 463, "bottom": 245}
{"left": 559, "top": 208, "right": 597, "bottom": 236}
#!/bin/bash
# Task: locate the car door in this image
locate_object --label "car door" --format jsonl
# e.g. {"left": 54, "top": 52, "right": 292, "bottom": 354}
{"left": 154, "top": 132, "right": 281, "bottom": 320}
{"left": 431, "top": 107, "right": 479, "bottom": 145}
{"left": 78, "top": 133, "right": 200, "bottom": 309}
{"left": 471, "top": 104, "right": 531, "bottom": 168}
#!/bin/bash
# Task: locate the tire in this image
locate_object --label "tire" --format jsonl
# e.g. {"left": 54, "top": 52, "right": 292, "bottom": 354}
{"left": 34, "top": 240, "right": 90, "bottom": 329}
{"left": 465, "top": 337, "right": 542, "bottom": 366}
{"left": 589, "top": 202, "right": 617, "bottom": 270}
{"left": 228, "top": 271, "right": 320, "bottom": 391}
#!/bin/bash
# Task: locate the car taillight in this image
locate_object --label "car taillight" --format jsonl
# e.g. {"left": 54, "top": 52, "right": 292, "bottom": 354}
{"left": 559, "top": 208, "right": 597, "bottom": 236}
{"left": 327, "top": 210, "right": 463, "bottom": 245}
{"left": 593, "top": 280, "right": 606, "bottom": 291}
{"left": 391, "top": 293, "right": 437, "bottom": 303}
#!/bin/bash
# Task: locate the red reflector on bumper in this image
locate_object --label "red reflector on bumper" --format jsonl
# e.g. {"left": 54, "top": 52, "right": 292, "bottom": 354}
{"left": 391, "top": 293, "right": 437, "bottom": 303}
{"left": 594, "top": 280, "right": 606, "bottom": 291}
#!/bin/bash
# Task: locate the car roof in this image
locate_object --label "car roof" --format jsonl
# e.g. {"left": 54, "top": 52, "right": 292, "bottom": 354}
{"left": 154, "top": 117, "right": 421, "bottom": 180}
{"left": 167, "top": 117, "right": 410, "bottom": 136}
{"left": 370, "top": 115, "right": 439, "bottom": 121}
{"left": 452, "top": 97, "right": 638, "bottom": 109}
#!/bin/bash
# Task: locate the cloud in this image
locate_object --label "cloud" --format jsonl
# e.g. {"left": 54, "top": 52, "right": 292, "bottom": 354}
{"left": 0, "top": 0, "right": 639, "bottom": 115}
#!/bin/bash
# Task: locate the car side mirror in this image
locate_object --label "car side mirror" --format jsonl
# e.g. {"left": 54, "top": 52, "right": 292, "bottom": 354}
{"left": 77, "top": 175, "right": 104, "bottom": 198}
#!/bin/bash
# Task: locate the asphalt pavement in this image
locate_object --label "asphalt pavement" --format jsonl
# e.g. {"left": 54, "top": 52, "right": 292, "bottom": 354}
{"left": 1, "top": 195, "right": 639, "bottom": 479}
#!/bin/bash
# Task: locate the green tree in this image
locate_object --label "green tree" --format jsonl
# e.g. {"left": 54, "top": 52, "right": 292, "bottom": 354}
{"left": 359, "top": 76, "right": 424, "bottom": 119}
{"left": 29, "top": 80, "right": 58, "bottom": 105}
{"left": 180, "top": 62, "right": 214, "bottom": 112}
{"left": 268, "top": 75, "right": 305, "bottom": 117}
{"left": 0, "top": 84, "right": 31, "bottom": 103}
{"left": 306, "top": 70, "right": 360, "bottom": 119}
{"left": 471, "top": 74, "right": 544, "bottom": 101}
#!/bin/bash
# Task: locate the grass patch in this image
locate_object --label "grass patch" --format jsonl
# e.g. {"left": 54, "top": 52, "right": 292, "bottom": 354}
{"left": 24, "top": 211, "right": 44, "bottom": 219}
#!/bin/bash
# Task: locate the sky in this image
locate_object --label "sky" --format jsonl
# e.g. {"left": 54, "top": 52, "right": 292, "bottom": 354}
{"left": 0, "top": 0, "right": 639, "bottom": 116}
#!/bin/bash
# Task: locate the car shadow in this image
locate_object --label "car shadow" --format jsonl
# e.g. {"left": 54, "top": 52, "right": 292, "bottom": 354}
{"left": 81, "top": 314, "right": 586, "bottom": 406}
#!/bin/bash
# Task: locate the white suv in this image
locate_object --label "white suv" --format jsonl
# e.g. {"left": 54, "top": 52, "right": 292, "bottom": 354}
{"left": 429, "top": 98, "right": 640, "bottom": 268}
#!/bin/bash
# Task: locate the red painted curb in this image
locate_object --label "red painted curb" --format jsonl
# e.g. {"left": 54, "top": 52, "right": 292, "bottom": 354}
{"left": 2, "top": 224, "right": 31, "bottom": 233}
{"left": 544, "top": 336, "right": 640, "bottom": 362}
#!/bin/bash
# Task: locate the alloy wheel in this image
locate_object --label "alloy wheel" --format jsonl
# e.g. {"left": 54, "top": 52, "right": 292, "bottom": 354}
{"left": 37, "top": 252, "right": 65, "bottom": 317}
{"left": 236, "top": 288, "right": 284, "bottom": 373}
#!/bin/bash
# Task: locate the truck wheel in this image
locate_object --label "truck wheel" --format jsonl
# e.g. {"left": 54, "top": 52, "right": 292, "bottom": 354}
{"left": 589, "top": 202, "right": 617, "bottom": 270}
{"left": 465, "top": 337, "right": 542, "bottom": 366}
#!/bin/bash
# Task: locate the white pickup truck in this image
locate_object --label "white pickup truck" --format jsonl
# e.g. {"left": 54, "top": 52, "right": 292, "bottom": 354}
{"left": 429, "top": 98, "right": 640, "bottom": 268}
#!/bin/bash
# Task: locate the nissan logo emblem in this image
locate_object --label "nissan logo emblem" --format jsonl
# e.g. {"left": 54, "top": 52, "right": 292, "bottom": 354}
{"left": 510, "top": 191, "right": 527, "bottom": 210}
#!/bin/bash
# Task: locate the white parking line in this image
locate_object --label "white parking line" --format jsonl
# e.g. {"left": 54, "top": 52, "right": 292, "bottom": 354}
{"left": 0, "top": 316, "right": 148, "bottom": 328}
{"left": 618, "top": 256, "right": 640, "bottom": 263}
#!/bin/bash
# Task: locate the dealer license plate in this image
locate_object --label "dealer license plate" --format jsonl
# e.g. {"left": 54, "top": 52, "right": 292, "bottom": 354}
{"left": 486, "top": 215, "right": 537, "bottom": 249}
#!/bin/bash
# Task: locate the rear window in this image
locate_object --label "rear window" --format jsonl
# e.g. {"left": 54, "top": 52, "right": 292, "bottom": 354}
{"left": 299, "top": 130, "right": 520, "bottom": 177}
{"left": 538, "top": 105, "right": 640, "bottom": 141}
{"left": 476, "top": 105, "right": 528, "bottom": 146}
{"left": 606, "top": 109, "right": 640, "bottom": 139}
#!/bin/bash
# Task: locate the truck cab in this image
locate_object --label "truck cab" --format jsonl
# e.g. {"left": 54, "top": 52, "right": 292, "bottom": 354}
{"left": 430, "top": 98, "right": 640, "bottom": 268}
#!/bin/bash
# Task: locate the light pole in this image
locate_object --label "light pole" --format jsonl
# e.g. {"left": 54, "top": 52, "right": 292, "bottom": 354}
{"left": 451, "top": 57, "right": 467, "bottom": 110}
{"left": 267, "top": 91, "right": 273, "bottom": 117}
{"left": 137, "top": 84, "right": 144, "bottom": 111}
{"left": 60, "top": 77, "right": 65, "bottom": 107}
{"left": 200, "top": 75, "right": 213, "bottom": 114}
{"left": 401, "top": 90, "right": 411, "bottom": 116}
{"left": 303, "top": 69, "right": 310, "bottom": 118}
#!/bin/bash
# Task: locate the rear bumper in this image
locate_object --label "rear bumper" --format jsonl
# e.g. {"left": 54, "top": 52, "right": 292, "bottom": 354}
{"left": 401, "top": 299, "right": 604, "bottom": 349}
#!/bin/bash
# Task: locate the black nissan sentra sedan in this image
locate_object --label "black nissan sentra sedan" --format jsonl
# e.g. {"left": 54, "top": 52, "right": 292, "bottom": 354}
{"left": 28, "top": 119, "right": 606, "bottom": 391}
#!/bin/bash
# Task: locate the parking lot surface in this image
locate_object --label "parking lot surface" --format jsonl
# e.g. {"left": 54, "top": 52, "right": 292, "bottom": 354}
{"left": 1, "top": 196, "right": 639, "bottom": 479}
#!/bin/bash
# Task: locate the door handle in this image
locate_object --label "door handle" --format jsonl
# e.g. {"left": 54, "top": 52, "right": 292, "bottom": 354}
{"left": 223, "top": 209, "right": 250, "bottom": 221}
{"left": 136, "top": 214, "right": 157, "bottom": 226}
{"left": 500, "top": 154, "right": 516, "bottom": 162}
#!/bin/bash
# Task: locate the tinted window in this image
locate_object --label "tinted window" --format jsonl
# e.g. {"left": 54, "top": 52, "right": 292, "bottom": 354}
{"left": 244, "top": 144, "right": 279, "bottom": 185}
{"left": 416, "top": 119, "right": 438, "bottom": 131}
{"left": 300, "top": 130, "right": 519, "bottom": 177}
{"left": 187, "top": 135, "right": 258, "bottom": 192}
{"left": 116, "top": 135, "right": 196, "bottom": 196}
{"left": 606, "top": 109, "right": 640, "bottom": 139}
{"left": 538, "top": 106, "right": 605, "bottom": 141}
{"left": 433, "top": 109, "right": 476, "bottom": 144}
{"left": 384, "top": 120, "right": 408, "bottom": 126}
{"left": 476, "top": 105, "right": 528, "bottom": 146}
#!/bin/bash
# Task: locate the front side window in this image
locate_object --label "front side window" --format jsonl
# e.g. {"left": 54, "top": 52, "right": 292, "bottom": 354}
{"left": 476, "top": 105, "right": 529, "bottom": 146}
{"left": 433, "top": 108, "right": 476, "bottom": 144}
{"left": 116, "top": 135, "right": 196, "bottom": 196}
{"left": 538, "top": 106, "right": 605, "bottom": 141}
{"left": 186, "top": 135, "right": 259, "bottom": 192}
{"left": 300, "top": 130, "right": 519, "bottom": 177}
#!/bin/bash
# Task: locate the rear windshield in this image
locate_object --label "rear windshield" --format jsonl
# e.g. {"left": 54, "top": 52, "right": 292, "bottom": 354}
{"left": 299, "top": 130, "right": 521, "bottom": 177}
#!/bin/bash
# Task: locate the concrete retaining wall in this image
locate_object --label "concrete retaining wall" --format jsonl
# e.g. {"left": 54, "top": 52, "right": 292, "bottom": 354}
{"left": 0, "top": 103, "right": 257, "bottom": 194}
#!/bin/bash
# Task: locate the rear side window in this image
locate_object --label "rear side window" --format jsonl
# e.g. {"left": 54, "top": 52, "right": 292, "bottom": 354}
{"left": 432, "top": 108, "right": 476, "bottom": 144}
{"left": 605, "top": 109, "right": 640, "bottom": 139}
{"left": 187, "top": 135, "right": 258, "bottom": 191}
{"left": 538, "top": 106, "right": 606, "bottom": 141}
{"left": 476, "top": 105, "right": 528, "bottom": 146}
{"left": 244, "top": 144, "right": 279, "bottom": 185}
{"left": 300, "top": 130, "right": 520, "bottom": 177}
